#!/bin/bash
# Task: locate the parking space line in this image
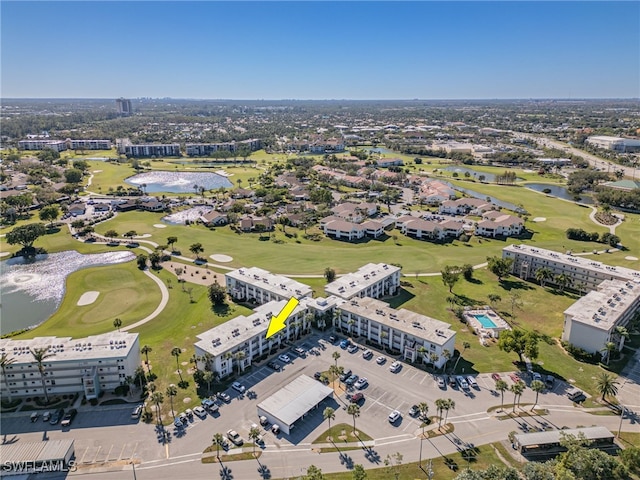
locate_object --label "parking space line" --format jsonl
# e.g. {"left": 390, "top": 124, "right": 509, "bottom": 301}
{"left": 78, "top": 447, "right": 90, "bottom": 464}
{"left": 117, "top": 444, "right": 127, "bottom": 461}
{"left": 92, "top": 446, "right": 102, "bottom": 464}
{"left": 419, "top": 374, "right": 429, "bottom": 385}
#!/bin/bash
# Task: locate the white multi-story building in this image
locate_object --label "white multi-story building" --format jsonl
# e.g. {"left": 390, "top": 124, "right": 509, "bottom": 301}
{"left": 563, "top": 279, "right": 640, "bottom": 355}
{"left": 225, "top": 267, "right": 313, "bottom": 304}
{"left": 586, "top": 136, "right": 640, "bottom": 153}
{"left": 502, "top": 244, "right": 640, "bottom": 292}
{"left": 194, "top": 300, "right": 310, "bottom": 378}
{"left": 0, "top": 332, "right": 140, "bottom": 400}
{"left": 68, "top": 139, "right": 112, "bottom": 150}
{"left": 325, "top": 263, "right": 401, "bottom": 300}
{"left": 18, "top": 140, "right": 68, "bottom": 152}
{"left": 335, "top": 297, "right": 456, "bottom": 368}
{"left": 185, "top": 139, "right": 262, "bottom": 156}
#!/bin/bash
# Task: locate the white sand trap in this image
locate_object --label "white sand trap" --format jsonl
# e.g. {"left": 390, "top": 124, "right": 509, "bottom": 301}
{"left": 134, "top": 234, "right": 152, "bottom": 238}
{"left": 93, "top": 170, "right": 103, "bottom": 173}
{"left": 625, "top": 256, "right": 638, "bottom": 261}
{"left": 210, "top": 254, "right": 233, "bottom": 262}
{"left": 532, "top": 217, "right": 546, "bottom": 222}
{"left": 153, "top": 224, "right": 167, "bottom": 228}
{"left": 77, "top": 291, "right": 99, "bottom": 306}
{"left": 523, "top": 169, "right": 534, "bottom": 173}
{"left": 0, "top": 252, "right": 10, "bottom": 258}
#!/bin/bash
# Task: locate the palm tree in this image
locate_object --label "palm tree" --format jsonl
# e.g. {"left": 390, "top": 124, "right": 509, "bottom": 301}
{"left": 234, "top": 350, "right": 246, "bottom": 375}
{"left": 554, "top": 273, "right": 571, "bottom": 292}
{"left": 189, "top": 242, "right": 204, "bottom": 260}
{"left": 141, "top": 345, "right": 152, "bottom": 367}
{"left": 614, "top": 326, "right": 630, "bottom": 351}
{"left": 171, "top": 347, "right": 182, "bottom": 375}
{"left": 429, "top": 352, "right": 439, "bottom": 370}
{"left": 601, "top": 342, "right": 617, "bottom": 365}
{"left": 203, "top": 371, "right": 215, "bottom": 394}
{"left": 113, "top": 318, "right": 122, "bottom": 331}
{"left": 323, "top": 407, "right": 335, "bottom": 441}
{"left": 0, "top": 353, "right": 16, "bottom": 402}
{"left": 530, "top": 380, "right": 545, "bottom": 411}
{"left": 417, "top": 346, "right": 427, "bottom": 365}
{"left": 435, "top": 399, "right": 447, "bottom": 428}
{"left": 510, "top": 380, "right": 525, "bottom": 413}
{"left": 534, "top": 267, "right": 553, "bottom": 288}
{"left": 332, "top": 351, "right": 341, "bottom": 372}
{"left": 443, "top": 399, "right": 455, "bottom": 426}
{"left": 417, "top": 402, "right": 429, "bottom": 423}
{"left": 495, "top": 379, "right": 508, "bottom": 411}
{"left": 166, "top": 384, "right": 177, "bottom": 418}
{"left": 442, "top": 350, "right": 452, "bottom": 373}
{"left": 452, "top": 342, "right": 471, "bottom": 373}
{"left": 212, "top": 433, "right": 225, "bottom": 459}
{"left": 30, "top": 347, "right": 54, "bottom": 403}
{"left": 150, "top": 391, "right": 164, "bottom": 423}
{"left": 595, "top": 372, "right": 619, "bottom": 402}
{"left": 332, "top": 308, "right": 342, "bottom": 330}
{"left": 248, "top": 426, "right": 261, "bottom": 457}
{"left": 347, "top": 403, "right": 360, "bottom": 434}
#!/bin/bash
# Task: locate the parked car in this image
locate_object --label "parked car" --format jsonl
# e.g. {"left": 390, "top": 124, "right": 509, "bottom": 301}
{"left": 350, "top": 392, "right": 364, "bottom": 403}
{"left": 354, "top": 377, "right": 368, "bottom": 389}
{"left": 449, "top": 375, "right": 457, "bottom": 387}
{"left": 185, "top": 408, "right": 194, "bottom": 419}
{"left": 437, "top": 376, "right": 446, "bottom": 389}
{"left": 362, "top": 349, "right": 373, "bottom": 360}
{"left": 267, "top": 361, "right": 281, "bottom": 371}
{"left": 30, "top": 412, "right": 39, "bottom": 423}
{"left": 42, "top": 411, "right": 51, "bottom": 422}
{"left": 217, "top": 392, "right": 231, "bottom": 403}
{"left": 227, "top": 429, "right": 244, "bottom": 446}
{"left": 178, "top": 412, "right": 188, "bottom": 424}
{"left": 339, "top": 369, "right": 352, "bottom": 382}
{"left": 345, "top": 374, "right": 359, "bottom": 386}
{"left": 532, "top": 372, "right": 542, "bottom": 383}
{"left": 271, "top": 424, "right": 280, "bottom": 434}
{"left": 389, "top": 361, "right": 402, "bottom": 373}
{"left": 491, "top": 373, "right": 502, "bottom": 382}
{"left": 340, "top": 339, "right": 350, "bottom": 349}
{"left": 376, "top": 356, "right": 386, "bottom": 365}
{"left": 278, "top": 354, "right": 291, "bottom": 363}
{"left": 50, "top": 408, "right": 64, "bottom": 425}
{"left": 347, "top": 344, "right": 359, "bottom": 354}
{"left": 131, "top": 404, "right": 144, "bottom": 419}
{"left": 193, "top": 406, "right": 207, "bottom": 418}
{"left": 259, "top": 415, "right": 268, "bottom": 426}
{"left": 567, "top": 387, "right": 584, "bottom": 401}
{"left": 329, "top": 335, "right": 338, "bottom": 343}
{"left": 60, "top": 409, "right": 77, "bottom": 428}
{"left": 174, "top": 417, "right": 184, "bottom": 428}
{"left": 545, "top": 375, "right": 555, "bottom": 388}
{"left": 457, "top": 376, "right": 470, "bottom": 390}
{"left": 388, "top": 410, "right": 402, "bottom": 423}
{"left": 467, "top": 376, "right": 479, "bottom": 389}
{"left": 509, "top": 373, "right": 521, "bottom": 383}
{"left": 408, "top": 405, "right": 420, "bottom": 417}
{"left": 232, "top": 382, "right": 246, "bottom": 393}
{"left": 294, "top": 346, "right": 306, "bottom": 356}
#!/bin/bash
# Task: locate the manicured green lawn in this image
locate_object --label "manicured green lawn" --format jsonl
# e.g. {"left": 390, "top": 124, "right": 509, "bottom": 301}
{"left": 312, "top": 423, "right": 373, "bottom": 444}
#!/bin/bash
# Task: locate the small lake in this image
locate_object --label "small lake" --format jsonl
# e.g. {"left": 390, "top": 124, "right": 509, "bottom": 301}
{"left": 364, "top": 147, "right": 394, "bottom": 154}
{"left": 125, "top": 171, "right": 233, "bottom": 194}
{"left": 525, "top": 183, "right": 594, "bottom": 204}
{"left": 443, "top": 166, "right": 497, "bottom": 182}
{"left": 0, "top": 250, "right": 135, "bottom": 335}
{"left": 442, "top": 181, "right": 526, "bottom": 213}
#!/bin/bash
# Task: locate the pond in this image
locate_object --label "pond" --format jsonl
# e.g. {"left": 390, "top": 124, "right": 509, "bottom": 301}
{"left": 441, "top": 181, "right": 526, "bottom": 214}
{"left": 443, "top": 166, "right": 498, "bottom": 182}
{"left": 125, "top": 171, "right": 233, "bottom": 194}
{"left": 364, "top": 147, "right": 394, "bottom": 154}
{"left": 0, "top": 250, "right": 135, "bottom": 335}
{"left": 525, "top": 183, "right": 594, "bottom": 205}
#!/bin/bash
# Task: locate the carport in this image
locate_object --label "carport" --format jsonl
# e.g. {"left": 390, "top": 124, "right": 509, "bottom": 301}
{"left": 0, "top": 439, "right": 75, "bottom": 476}
{"left": 257, "top": 374, "right": 333, "bottom": 434}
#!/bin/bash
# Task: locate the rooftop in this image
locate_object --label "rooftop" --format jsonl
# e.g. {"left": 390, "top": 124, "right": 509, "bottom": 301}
{"left": 226, "top": 267, "right": 313, "bottom": 299}
{"left": 325, "top": 263, "right": 400, "bottom": 299}
{"left": 514, "top": 426, "right": 613, "bottom": 448}
{"left": 340, "top": 297, "right": 455, "bottom": 346}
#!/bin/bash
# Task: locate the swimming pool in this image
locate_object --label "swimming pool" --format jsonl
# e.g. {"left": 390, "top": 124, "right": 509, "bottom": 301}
{"left": 473, "top": 314, "right": 497, "bottom": 329}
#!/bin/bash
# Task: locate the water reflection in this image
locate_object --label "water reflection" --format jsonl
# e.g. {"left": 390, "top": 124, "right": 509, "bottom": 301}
{"left": 125, "top": 171, "right": 233, "bottom": 194}
{"left": 525, "top": 183, "right": 594, "bottom": 204}
{"left": 1, "top": 250, "right": 135, "bottom": 333}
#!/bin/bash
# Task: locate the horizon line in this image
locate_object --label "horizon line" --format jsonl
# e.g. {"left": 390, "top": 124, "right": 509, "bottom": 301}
{"left": 3, "top": 97, "right": 640, "bottom": 102}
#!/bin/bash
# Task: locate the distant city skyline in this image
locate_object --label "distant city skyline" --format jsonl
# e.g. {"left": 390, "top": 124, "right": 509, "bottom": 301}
{"left": 1, "top": 1, "right": 638, "bottom": 100}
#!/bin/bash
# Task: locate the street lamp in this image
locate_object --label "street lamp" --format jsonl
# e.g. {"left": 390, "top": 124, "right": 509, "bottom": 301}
{"left": 617, "top": 404, "right": 626, "bottom": 438}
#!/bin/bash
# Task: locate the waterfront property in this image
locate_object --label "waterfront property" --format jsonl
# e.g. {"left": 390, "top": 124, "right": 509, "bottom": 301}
{"left": 335, "top": 297, "right": 456, "bottom": 368}
{"left": 562, "top": 279, "right": 640, "bottom": 356}
{"left": 0, "top": 332, "right": 140, "bottom": 400}
{"left": 225, "top": 267, "right": 313, "bottom": 305}
{"left": 324, "top": 263, "right": 401, "bottom": 300}
{"left": 463, "top": 308, "right": 510, "bottom": 342}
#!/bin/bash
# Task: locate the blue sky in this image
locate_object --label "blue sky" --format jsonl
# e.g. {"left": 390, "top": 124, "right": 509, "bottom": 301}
{"left": 1, "top": 1, "right": 638, "bottom": 99}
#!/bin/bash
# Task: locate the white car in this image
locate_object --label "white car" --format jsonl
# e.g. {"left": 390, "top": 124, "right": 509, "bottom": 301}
{"left": 376, "top": 356, "right": 386, "bottom": 365}
{"left": 193, "top": 406, "right": 207, "bottom": 418}
{"left": 466, "top": 376, "right": 478, "bottom": 389}
{"left": 388, "top": 410, "right": 402, "bottom": 423}
{"left": 232, "top": 381, "right": 246, "bottom": 393}
{"left": 389, "top": 361, "right": 402, "bottom": 373}
{"left": 362, "top": 349, "right": 373, "bottom": 360}
{"left": 278, "top": 354, "right": 291, "bottom": 363}
{"left": 354, "top": 377, "right": 368, "bottom": 389}
{"left": 347, "top": 344, "right": 359, "bottom": 354}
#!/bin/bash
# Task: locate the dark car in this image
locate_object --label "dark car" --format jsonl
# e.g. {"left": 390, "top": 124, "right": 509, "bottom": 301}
{"left": 408, "top": 405, "right": 420, "bottom": 417}
{"left": 329, "top": 335, "right": 338, "bottom": 343}
{"left": 61, "top": 409, "right": 77, "bottom": 427}
{"left": 350, "top": 392, "right": 364, "bottom": 403}
{"left": 50, "top": 408, "right": 65, "bottom": 425}
{"left": 267, "top": 361, "right": 281, "bottom": 371}
{"left": 344, "top": 374, "right": 359, "bottom": 386}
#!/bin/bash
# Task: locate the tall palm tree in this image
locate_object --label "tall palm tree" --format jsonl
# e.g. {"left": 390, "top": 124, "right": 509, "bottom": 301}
{"left": 248, "top": 426, "right": 261, "bottom": 457}
{"left": 417, "top": 402, "right": 429, "bottom": 425}
{"left": 530, "top": 380, "right": 545, "bottom": 411}
{"left": 435, "top": 399, "right": 447, "bottom": 428}
{"left": 510, "top": 380, "right": 525, "bottom": 413}
{"left": 332, "top": 351, "right": 341, "bottom": 372}
{"left": 332, "top": 308, "right": 342, "bottom": 330}
{"left": 0, "top": 353, "right": 17, "bottom": 402}
{"left": 443, "top": 399, "right": 455, "bottom": 426}
{"left": 554, "top": 273, "right": 571, "bottom": 292}
{"left": 212, "top": 433, "right": 225, "bottom": 459}
{"left": 141, "top": 345, "right": 152, "bottom": 367}
{"left": 166, "top": 384, "right": 177, "bottom": 418}
{"left": 150, "top": 391, "right": 164, "bottom": 423}
{"left": 323, "top": 407, "right": 335, "bottom": 441}
{"left": 171, "top": 347, "right": 182, "bottom": 376}
{"left": 113, "top": 318, "right": 122, "bottom": 331}
{"left": 442, "top": 350, "right": 452, "bottom": 374}
{"left": 595, "top": 372, "right": 619, "bottom": 402}
{"left": 601, "top": 342, "right": 617, "bottom": 365}
{"left": 495, "top": 379, "right": 508, "bottom": 411}
{"left": 347, "top": 403, "right": 360, "bottom": 434}
{"left": 234, "top": 350, "right": 246, "bottom": 375}
{"left": 534, "top": 267, "right": 553, "bottom": 288}
{"left": 429, "top": 353, "right": 439, "bottom": 370}
{"left": 30, "top": 347, "right": 54, "bottom": 403}
{"left": 417, "top": 346, "right": 428, "bottom": 365}
{"left": 614, "top": 326, "right": 630, "bottom": 352}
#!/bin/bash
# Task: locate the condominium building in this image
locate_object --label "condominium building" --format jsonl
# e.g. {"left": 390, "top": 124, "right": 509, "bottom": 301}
{"left": 116, "top": 98, "right": 133, "bottom": 116}
{"left": 0, "top": 332, "right": 140, "bottom": 400}
{"left": 335, "top": 297, "right": 456, "bottom": 368}
{"left": 502, "top": 244, "right": 640, "bottom": 292}
{"left": 324, "top": 263, "right": 401, "bottom": 300}
{"left": 126, "top": 143, "right": 181, "bottom": 157}
{"left": 563, "top": 279, "right": 640, "bottom": 355}
{"left": 225, "top": 267, "right": 313, "bottom": 304}
{"left": 194, "top": 300, "right": 310, "bottom": 378}
{"left": 185, "top": 139, "right": 262, "bottom": 156}
{"left": 68, "top": 139, "right": 112, "bottom": 150}
{"left": 18, "top": 140, "right": 67, "bottom": 152}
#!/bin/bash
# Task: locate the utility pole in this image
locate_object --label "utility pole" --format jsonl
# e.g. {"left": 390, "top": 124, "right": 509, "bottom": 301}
{"left": 617, "top": 405, "right": 626, "bottom": 438}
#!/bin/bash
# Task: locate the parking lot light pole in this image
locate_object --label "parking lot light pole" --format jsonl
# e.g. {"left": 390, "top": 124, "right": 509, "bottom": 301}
{"left": 617, "top": 404, "right": 625, "bottom": 438}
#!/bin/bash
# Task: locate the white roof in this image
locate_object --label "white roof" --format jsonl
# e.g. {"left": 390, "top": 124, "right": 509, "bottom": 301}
{"left": 325, "top": 263, "right": 400, "bottom": 299}
{"left": 257, "top": 375, "right": 333, "bottom": 427}
{"left": 226, "top": 267, "right": 312, "bottom": 299}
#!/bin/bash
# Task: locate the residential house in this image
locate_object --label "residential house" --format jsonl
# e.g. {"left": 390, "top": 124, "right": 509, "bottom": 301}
{"left": 200, "top": 210, "right": 228, "bottom": 226}
{"left": 321, "top": 218, "right": 365, "bottom": 241}
{"left": 475, "top": 211, "right": 523, "bottom": 238}
{"left": 239, "top": 215, "right": 273, "bottom": 232}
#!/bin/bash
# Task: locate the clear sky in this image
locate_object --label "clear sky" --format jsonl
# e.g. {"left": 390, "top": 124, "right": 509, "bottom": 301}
{"left": 1, "top": 1, "right": 638, "bottom": 99}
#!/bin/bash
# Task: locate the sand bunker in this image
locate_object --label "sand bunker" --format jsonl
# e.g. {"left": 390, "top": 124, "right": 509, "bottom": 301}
{"left": 0, "top": 252, "right": 10, "bottom": 258}
{"left": 625, "top": 256, "right": 638, "bottom": 261}
{"left": 532, "top": 217, "right": 546, "bottom": 222}
{"left": 78, "top": 291, "right": 99, "bottom": 306}
{"left": 210, "top": 254, "right": 233, "bottom": 262}
{"left": 153, "top": 224, "right": 167, "bottom": 228}
{"left": 134, "top": 234, "right": 152, "bottom": 238}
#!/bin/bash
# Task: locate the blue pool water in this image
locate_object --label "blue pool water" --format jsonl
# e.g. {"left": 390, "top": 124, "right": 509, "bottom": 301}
{"left": 474, "top": 314, "right": 497, "bottom": 328}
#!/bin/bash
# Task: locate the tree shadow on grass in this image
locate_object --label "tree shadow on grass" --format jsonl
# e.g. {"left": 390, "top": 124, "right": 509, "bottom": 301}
{"left": 386, "top": 288, "right": 415, "bottom": 308}
{"left": 213, "top": 304, "right": 231, "bottom": 317}
{"left": 499, "top": 279, "right": 534, "bottom": 291}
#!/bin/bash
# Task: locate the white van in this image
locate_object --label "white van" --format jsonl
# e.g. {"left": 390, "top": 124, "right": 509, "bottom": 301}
{"left": 567, "top": 387, "right": 583, "bottom": 401}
